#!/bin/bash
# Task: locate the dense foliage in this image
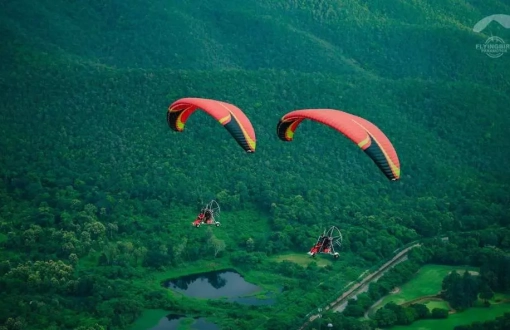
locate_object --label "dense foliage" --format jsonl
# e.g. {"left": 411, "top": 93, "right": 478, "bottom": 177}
{"left": 442, "top": 270, "right": 482, "bottom": 310}
{"left": 455, "top": 312, "right": 510, "bottom": 330}
{"left": 313, "top": 231, "right": 510, "bottom": 330}
{"left": 1, "top": 0, "right": 509, "bottom": 329}
{"left": 374, "top": 302, "right": 449, "bottom": 328}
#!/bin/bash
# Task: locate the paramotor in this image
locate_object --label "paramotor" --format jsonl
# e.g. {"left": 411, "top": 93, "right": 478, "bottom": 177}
{"left": 192, "top": 200, "right": 221, "bottom": 228}
{"left": 308, "top": 226, "right": 343, "bottom": 259}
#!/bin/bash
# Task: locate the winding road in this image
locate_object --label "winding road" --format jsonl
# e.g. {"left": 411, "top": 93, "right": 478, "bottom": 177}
{"left": 297, "top": 243, "right": 421, "bottom": 330}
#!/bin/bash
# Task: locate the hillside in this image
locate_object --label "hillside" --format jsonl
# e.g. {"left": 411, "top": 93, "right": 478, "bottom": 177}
{"left": 1, "top": 1, "right": 509, "bottom": 329}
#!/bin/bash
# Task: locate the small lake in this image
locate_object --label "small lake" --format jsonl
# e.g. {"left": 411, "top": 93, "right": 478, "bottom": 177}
{"left": 135, "top": 270, "right": 281, "bottom": 329}
{"left": 150, "top": 314, "right": 218, "bottom": 330}
{"left": 163, "top": 269, "right": 265, "bottom": 301}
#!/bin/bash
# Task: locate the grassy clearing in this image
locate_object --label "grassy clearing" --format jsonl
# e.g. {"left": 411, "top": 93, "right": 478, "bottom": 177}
{"left": 243, "top": 269, "right": 295, "bottom": 292}
{"left": 371, "top": 264, "right": 510, "bottom": 329}
{"left": 491, "top": 293, "right": 510, "bottom": 303}
{"left": 378, "top": 264, "right": 478, "bottom": 307}
{"left": 391, "top": 302, "right": 510, "bottom": 330}
{"left": 473, "top": 293, "right": 510, "bottom": 307}
{"left": 270, "top": 253, "right": 333, "bottom": 268}
{"left": 424, "top": 300, "right": 449, "bottom": 311}
{"left": 130, "top": 309, "right": 170, "bottom": 330}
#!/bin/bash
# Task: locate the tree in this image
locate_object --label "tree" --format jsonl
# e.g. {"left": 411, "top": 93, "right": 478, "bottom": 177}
{"left": 209, "top": 237, "right": 226, "bottom": 257}
{"left": 410, "top": 303, "right": 430, "bottom": 319}
{"left": 431, "top": 308, "right": 449, "bottom": 319}
{"left": 69, "top": 253, "right": 79, "bottom": 266}
{"left": 246, "top": 237, "right": 254, "bottom": 251}
{"left": 343, "top": 299, "right": 365, "bottom": 317}
{"left": 479, "top": 282, "right": 494, "bottom": 302}
{"left": 375, "top": 307, "right": 397, "bottom": 327}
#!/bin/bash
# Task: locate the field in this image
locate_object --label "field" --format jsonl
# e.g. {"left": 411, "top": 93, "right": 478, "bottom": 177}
{"left": 423, "top": 300, "right": 449, "bottom": 311}
{"left": 377, "top": 264, "right": 478, "bottom": 307}
{"left": 391, "top": 302, "right": 510, "bottom": 330}
{"left": 371, "top": 264, "right": 510, "bottom": 329}
{"left": 269, "top": 253, "right": 333, "bottom": 268}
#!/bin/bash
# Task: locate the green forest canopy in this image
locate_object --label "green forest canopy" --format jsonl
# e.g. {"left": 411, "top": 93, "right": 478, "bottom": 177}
{"left": 0, "top": 0, "right": 509, "bottom": 329}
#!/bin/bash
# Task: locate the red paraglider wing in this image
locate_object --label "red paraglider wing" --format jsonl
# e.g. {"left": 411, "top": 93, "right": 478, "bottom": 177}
{"left": 167, "top": 97, "right": 256, "bottom": 153}
{"left": 277, "top": 109, "right": 400, "bottom": 180}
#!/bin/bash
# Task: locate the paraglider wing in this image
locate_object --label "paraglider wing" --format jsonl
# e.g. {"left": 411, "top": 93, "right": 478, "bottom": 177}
{"left": 277, "top": 109, "right": 400, "bottom": 180}
{"left": 473, "top": 14, "right": 510, "bottom": 33}
{"left": 167, "top": 97, "right": 256, "bottom": 153}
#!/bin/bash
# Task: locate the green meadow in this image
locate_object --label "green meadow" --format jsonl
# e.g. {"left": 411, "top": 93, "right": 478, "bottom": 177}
{"left": 377, "top": 264, "right": 478, "bottom": 308}
{"left": 371, "top": 264, "right": 510, "bottom": 330}
{"left": 391, "top": 303, "right": 510, "bottom": 330}
{"left": 270, "top": 253, "right": 333, "bottom": 268}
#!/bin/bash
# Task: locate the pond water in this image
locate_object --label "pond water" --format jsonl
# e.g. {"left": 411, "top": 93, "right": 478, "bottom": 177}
{"left": 137, "top": 270, "right": 280, "bottom": 329}
{"left": 163, "top": 269, "right": 262, "bottom": 300}
{"left": 150, "top": 314, "right": 219, "bottom": 330}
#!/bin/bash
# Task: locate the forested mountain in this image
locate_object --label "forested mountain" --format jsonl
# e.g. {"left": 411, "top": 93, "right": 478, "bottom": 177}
{"left": 1, "top": 1, "right": 509, "bottom": 329}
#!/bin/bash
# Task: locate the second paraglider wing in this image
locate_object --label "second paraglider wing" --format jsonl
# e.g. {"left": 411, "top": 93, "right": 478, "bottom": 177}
{"left": 277, "top": 109, "right": 400, "bottom": 181}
